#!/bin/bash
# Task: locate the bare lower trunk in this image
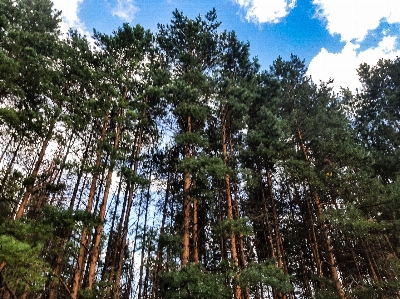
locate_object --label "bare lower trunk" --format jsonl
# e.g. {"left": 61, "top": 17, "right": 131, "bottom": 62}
{"left": 182, "top": 115, "right": 192, "bottom": 266}
{"left": 86, "top": 110, "right": 122, "bottom": 290}
{"left": 152, "top": 171, "right": 170, "bottom": 299}
{"left": 138, "top": 171, "right": 152, "bottom": 299}
{"left": 297, "top": 128, "right": 345, "bottom": 299}
{"left": 192, "top": 179, "right": 199, "bottom": 264}
{"left": 70, "top": 114, "right": 108, "bottom": 299}
{"left": 113, "top": 124, "right": 144, "bottom": 299}
{"left": 222, "top": 113, "right": 241, "bottom": 299}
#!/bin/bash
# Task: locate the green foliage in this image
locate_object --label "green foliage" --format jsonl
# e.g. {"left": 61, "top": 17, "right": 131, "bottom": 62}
{"left": 40, "top": 205, "right": 102, "bottom": 231}
{"left": 0, "top": 170, "right": 24, "bottom": 221}
{"left": 239, "top": 261, "right": 293, "bottom": 293}
{"left": 213, "top": 217, "right": 253, "bottom": 238}
{"left": 178, "top": 154, "right": 226, "bottom": 180}
{"left": 353, "top": 57, "right": 400, "bottom": 182}
{"left": 160, "top": 263, "right": 232, "bottom": 299}
{"left": 175, "top": 132, "right": 209, "bottom": 148}
{"left": 0, "top": 235, "right": 49, "bottom": 295}
{"left": 120, "top": 166, "right": 150, "bottom": 186}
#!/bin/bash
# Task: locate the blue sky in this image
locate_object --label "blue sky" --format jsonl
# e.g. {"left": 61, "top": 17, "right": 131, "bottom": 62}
{"left": 53, "top": 0, "right": 400, "bottom": 92}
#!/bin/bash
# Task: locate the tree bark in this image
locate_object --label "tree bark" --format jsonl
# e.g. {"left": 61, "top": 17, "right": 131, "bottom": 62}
{"left": 15, "top": 120, "right": 56, "bottom": 219}
{"left": 182, "top": 115, "right": 192, "bottom": 266}
{"left": 138, "top": 169, "right": 152, "bottom": 299}
{"left": 70, "top": 113, "right": 109, "bottom": 299}
{"left": 113, "top": 122, "right": 145, "bottom": 299}
{"left": 297, "top": 127, "right": 346, "bottom": 299}
{"left": 221, "top": 111, "right": 241, "bottom": 299}
{"left": 86, "top": 107, "right": 123, "bottom": 290}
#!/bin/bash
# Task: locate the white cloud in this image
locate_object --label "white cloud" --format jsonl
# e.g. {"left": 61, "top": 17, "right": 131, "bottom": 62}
{"left": 112, "top": 0, "right": 139, "bottom": 23}
{"left": 307, "top": 36, "right": 400, "bottom": 93}
{"left": 234, "top": 0, "right": 296, "bottom": 24}
{"left": 312, "top": 0, "right": 400, "bottom": 42}
{"left": 308, "top": 0, "right": 400, "bottom": 93}
{"left": 52, "top": 0, "right": 86, "bottom": 35}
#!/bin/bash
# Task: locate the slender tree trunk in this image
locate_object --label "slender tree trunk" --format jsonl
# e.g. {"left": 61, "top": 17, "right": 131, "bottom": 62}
{"left": 229, "top": 132, "right": 247, "bottom": 270}
{"left": 221, "top": 111, "right": 241, "bottom": 299}
{"left": 113, "top": 122, "right": 145, "bottom": 299}
{"left": 152, "top": 171, "right": 170, "bottom": 299}
{"left": 192, "top": 178, "right": 199, "bottom": 264}
{"left": 297, "top": 127, "right": 346, "bottom": 299}
{"left": 363, "top": 240, "right": 379, "bottom": 281}
{"left": 0, "top": 135, "right": 13, "bottom": 164}
{"left": 1, "top": 139, "right": 22, "bottom": 191}
{"left": 49, "top": 134, "right": 75, "bottom": 205}
{"left": 233, "top": 180, "right": 250, "bottom": 299}
{"left": 124, "top": 187, "right": 144, "bottom": 299}
{"left": 86, "top": 108, "right": 123, "bottom": 290}
{"left": 138, "top": 169, "right": 151, "bottom": 299}
{"left": 182, "top": 115, "right": 192, "bottom": 266}
{"left": 266, "top": 171, "right": 287, "bottom": 299}
{"left": 266, "top": 171, "right": 284, "bottom": 269}
{"left": 313, "top": 191, "right": 345, "bottom": 298}
{"left": 218, "top": 183, "right": 228, "bottom": 261}
{"left": 261, "top": 180, "right": 275, "bottom": 259}
{"left": 101, "top": 173, "right": 124, "bottom": 286}
{"left": 15, "top": 120, "right": 56, "bottom": 219}
{"left": 106, "top": 186, "right": 129, "bottom": 290}
{"left": 384, "top": 234, "right": 398, "bottom": 258}
{"left": 70, "top": 114, "right": 109, "bottom": 299}
{"left": 143, "top": 219, "right": 154, "bottom": 299}
{"left": 69, "top": 133, "right": 94, "bottom": 210}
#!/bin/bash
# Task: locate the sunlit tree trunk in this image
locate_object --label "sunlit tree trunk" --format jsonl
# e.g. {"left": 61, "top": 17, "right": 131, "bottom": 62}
{"left": 182, "top": 115, "right": 192, "bottom": 266}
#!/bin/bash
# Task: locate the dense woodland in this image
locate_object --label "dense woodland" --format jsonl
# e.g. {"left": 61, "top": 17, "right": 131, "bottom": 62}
{"left": 1, "top": 1, "right": 400, "bottom": 298}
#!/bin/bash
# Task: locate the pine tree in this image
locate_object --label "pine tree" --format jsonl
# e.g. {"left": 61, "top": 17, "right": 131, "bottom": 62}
{"left": 157, "top": 8, "right": 221, "bottom": 267}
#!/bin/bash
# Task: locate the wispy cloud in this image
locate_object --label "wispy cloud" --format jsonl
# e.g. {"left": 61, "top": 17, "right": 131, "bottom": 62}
{"left": 112, "top": 0, "right": 139, "bottom": 23}
{"left": 233, "top": 0, "right": 296, "bottom": 24}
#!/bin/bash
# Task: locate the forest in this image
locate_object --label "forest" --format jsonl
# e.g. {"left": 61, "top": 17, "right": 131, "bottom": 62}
{"left": 1, "top": 0, "right": 400, "bottom": 298}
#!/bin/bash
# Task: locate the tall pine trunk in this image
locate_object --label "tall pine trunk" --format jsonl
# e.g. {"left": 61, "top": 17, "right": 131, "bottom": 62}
{"left": 86, "top": 106, "right": 123, "bottom": 290}
{"left": 182, "top": 115, "right": 192, "bottom": 266}
{"left": 70, "top": 113, "right": 109, "bottom": 299}
{"left": 297, "top": 128, "right": 346, "bottom": 299}
{"left": 221, "top": 112, "right": 241, "bottom": 299}
{"left": 113, "top": 123, "right": 145, "bottom": 299}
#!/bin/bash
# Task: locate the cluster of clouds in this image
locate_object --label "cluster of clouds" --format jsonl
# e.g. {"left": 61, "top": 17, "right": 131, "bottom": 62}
{"left": 52, "top": 0, "right": 139, "bottom": 36}
{"left": 53, "top": 0, "right": 400, "bottom": 93}
{"left": 308, "top": 0, "right": 400, "bottom": 92}
{"left": 234, "top": 0, "right": 400, "bottom": 93}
